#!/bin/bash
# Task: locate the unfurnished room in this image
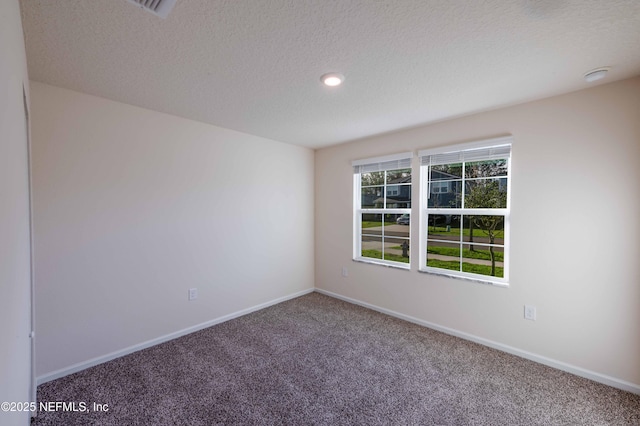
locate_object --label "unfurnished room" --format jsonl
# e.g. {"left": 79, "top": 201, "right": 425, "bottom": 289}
{"left": 1, "top": 0, "right": 640, "bottom": 425}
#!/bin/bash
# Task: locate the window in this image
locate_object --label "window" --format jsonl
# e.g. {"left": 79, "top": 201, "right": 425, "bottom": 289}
{"left": 353, "top": 152, "right": 412, "bottom": 268}
{"left": 419, "top": 137, "right": 511, "bottom": 285}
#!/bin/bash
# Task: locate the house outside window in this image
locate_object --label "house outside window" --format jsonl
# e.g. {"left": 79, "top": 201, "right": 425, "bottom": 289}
{"left": 353, "top": 152, "right": 412, "bottom": 268}
{"left": 431, "top": 181, "right": 449, "bottom": 194}
{"left": 418, "top": 137, "right": 512, "bottom": 285}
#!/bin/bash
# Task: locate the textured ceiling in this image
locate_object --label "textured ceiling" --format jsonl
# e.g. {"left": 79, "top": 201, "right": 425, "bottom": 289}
{"left": 20, "top": 0, "right": 640, "bottom": 149}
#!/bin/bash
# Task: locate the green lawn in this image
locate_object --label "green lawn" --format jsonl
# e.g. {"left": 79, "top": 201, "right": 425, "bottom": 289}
{"left": 427, "top": 259, "right": 503, "bottom": 278}
{"left": 362, "top": 221, "right": 397, "bottom": 228}
{"left": 362, "top": 249, "right": 409, "bottom": 264}
{"left": 361, "top": 249, "right": 382, "bottom": 259}
{"left": 362, "top": 221, "right": 383, "bottom": 228}
{"left": 361, "top": 249, "right": 502, "bottom": 275}
{"left": 428, "top": 226, "right": 504, "bottom": 239}
{"left": 427, "top": 245, "right": 503, "bottom": 262}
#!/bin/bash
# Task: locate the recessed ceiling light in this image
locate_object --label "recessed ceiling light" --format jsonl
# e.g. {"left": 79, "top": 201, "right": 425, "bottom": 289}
{"left": 321, "top": 72, "right": 345, "bottom": 87}
{"left": 584, "top": 67, "right": 610, "bottom": 83}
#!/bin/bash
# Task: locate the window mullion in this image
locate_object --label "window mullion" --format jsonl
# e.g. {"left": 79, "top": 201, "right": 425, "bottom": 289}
{"left": 461, "top": 161, "right": 466, "bottom": 209}
{"left": 379, "top": 207, "right": 385, "bottom": 261}
{"left": 459, "top": 214, "right": 464, "bottom": 273}
{"left": 383, "top": 170, "right": 387, "bottom": 209}
{"left": 427, "top": 161, "right": 431, "bottom": 200}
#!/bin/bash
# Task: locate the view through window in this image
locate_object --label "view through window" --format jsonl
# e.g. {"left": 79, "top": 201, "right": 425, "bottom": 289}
{"left": 353, "top": 153, "right": 412, "bottom": 268}
{"left": 419, "top": 139, "right": 511, "bottom": 284}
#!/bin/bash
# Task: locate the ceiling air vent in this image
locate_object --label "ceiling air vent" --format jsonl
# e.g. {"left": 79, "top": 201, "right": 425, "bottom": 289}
{"left": 126, "top": 0, "right": 177, "bottom": 19}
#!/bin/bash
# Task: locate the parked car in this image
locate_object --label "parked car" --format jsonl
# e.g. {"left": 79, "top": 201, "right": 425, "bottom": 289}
{"left": 396, "top": 214, "right": 410, "bottom": 225}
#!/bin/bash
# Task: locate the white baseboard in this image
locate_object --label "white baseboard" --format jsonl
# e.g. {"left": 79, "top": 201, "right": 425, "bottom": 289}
{"left": 315, "top": 288, "right": 640, "bottom": 395}
{"left": 37, "top": 288, "right": 314, "bottom": 385}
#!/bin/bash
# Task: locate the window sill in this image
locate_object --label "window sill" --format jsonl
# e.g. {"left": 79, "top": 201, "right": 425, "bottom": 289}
{"left": 418, "top": 268, "right": 509, "bottom": 287}
{"left": 354, "top": 257, "right": 410, "bottom": 270}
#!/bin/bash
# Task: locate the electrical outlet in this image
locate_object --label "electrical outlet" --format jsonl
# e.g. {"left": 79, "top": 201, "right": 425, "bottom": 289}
{"left": 342, "top": 267, "right": 348, "bottom": 277}
{"left": 189, "top": 288, "right": 198, "bottom": 301}
{"left": 524, "top": 305, "right": 536, "bottom": 321}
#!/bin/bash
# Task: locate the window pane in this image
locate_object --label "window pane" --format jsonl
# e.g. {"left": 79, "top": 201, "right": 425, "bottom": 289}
{"left": 427, "top": 214, "right": 461, "bottom": 240}
{"left": 361, "top": 186, "right": 383, "bottom": 208}
{"left": 464, "top": 178, "right": 507, "bottom": 208}
{"left": 461, "top": 244, "right": 504, "bottom": 278}
{"left": 384, "top": 239, "right": 410, "bottom": 263}
{"left": 387, "top": 215, "right": 410, "bottom": 239}
{"left": 393, "top": 213, "right": 410, "bottom": 227}
{"left": 426, "top": 240, "right": 460, "bottom": 271}
{"left": 361, "top": 214, "right": 410, "bottom": 264}
{"left": 464, "top": 159, "right": 508, "bottom": 179}
{"left": 428, "top": 180, "right": 461, "bottom": 208}
{"left": 361, "top": 171, "right": 384, "bottom": 186}
{"left": 361, "top": 213, "right": 383, "bottom": 260}
{"left": 431, "top": 164, "right": 462, "bottom": 180}
{"left": 462, "top": 215, "right": 504, "bottom": 245}
{"left": 386, "top": 168, "right": 411, "bottom": 184}
{"left": 362, "top": 214, "right": 383, "bottom": 234}
{"left": 361, "top": 236, "right": 383, "bottom": 260}
{"left": 386, "top": 184, "right": 411, "bottom": 208}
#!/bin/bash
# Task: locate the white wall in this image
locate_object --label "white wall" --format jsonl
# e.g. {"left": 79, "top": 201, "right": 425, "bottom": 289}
{"left": 0, "top": 0, "right": 33, "bottom": 425}
{"left": 315, "top": 77, "right": 640, "bottom": 389}
{"left": 31, "top": 82, "right": 314, "bottom": 379}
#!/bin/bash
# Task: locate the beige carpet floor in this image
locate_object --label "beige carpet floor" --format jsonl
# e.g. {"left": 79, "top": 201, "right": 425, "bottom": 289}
{"left": 34, "top": 292, "right": 640, "bottom": 425}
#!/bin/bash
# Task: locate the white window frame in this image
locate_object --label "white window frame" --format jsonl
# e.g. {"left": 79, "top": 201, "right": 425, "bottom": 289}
{"left": 353, "top": 152, "right": 413, "bottom": 269}
{"left": 418, "top": 136, "right": 512, "bottom": 286}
